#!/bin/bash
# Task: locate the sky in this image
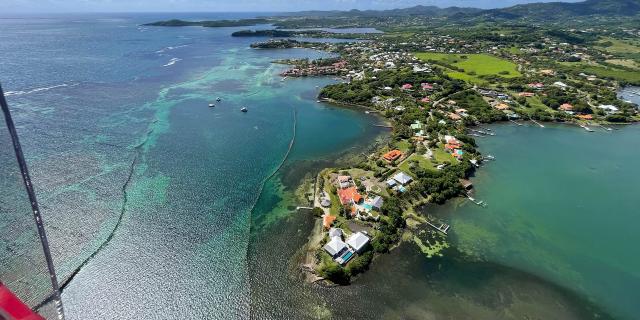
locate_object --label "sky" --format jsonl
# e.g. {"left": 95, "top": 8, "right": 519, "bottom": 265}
{"left": 2, "top": 0, "right": 582, "bottom": 13}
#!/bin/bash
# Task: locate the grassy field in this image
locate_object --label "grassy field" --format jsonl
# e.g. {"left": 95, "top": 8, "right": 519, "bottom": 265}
{"left": 605, "top": 59, "right": 640, "bottom": 70}
{"left": 560, "top": 62, "right": 640, "bottom": 83}
{"left": 414, "top": 52, "right": 521, "bottom": 84}
{"left": 398, "top": 153, "right": 435, "bottom": 175}
{"left": 597, "top": 38, "right": 640, "bottom": 54}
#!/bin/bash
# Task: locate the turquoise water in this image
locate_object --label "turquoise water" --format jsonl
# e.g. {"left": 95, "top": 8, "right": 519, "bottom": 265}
{"left": 429, "top": 122, "right": 640, "bottom": 320}
{"left": 1, "top": 13, "right": 638, "bottom": 320}
{"left": 0, "top": 14, "right": 384, "bottom": 319}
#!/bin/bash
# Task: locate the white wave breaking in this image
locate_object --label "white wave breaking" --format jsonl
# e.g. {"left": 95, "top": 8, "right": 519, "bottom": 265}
{"left": 163, "top": 58, "right": 182, "bottom": 67}
{"left": 4, "top": 83, "right": 77, "bottom": 96}
{"left": 155, "top": 45, "right": 189, "bottom": 54}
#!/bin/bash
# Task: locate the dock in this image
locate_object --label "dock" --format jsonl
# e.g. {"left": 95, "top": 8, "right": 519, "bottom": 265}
{"left": 426, "top": 220, "right": 450, "bottom": 235}
{"left": 296, "top": 206, "right": 314, "bottom": 210}
{"left": 529, "top": 118, "right": 545, "bottom": 128}
{"left": 579, "top": 124, "right": 594, "bottom": 132}
{"left": 374, "top": 124, "right": 393, "bottom": 128}
{"left": 509, "top": 119, "right": 523, "bottom": 126}
{"left": 467, "top": 196, "right": 487, "bottom": 207}
{"left": 468, "top": 128, "right": 495, "bottom": 136}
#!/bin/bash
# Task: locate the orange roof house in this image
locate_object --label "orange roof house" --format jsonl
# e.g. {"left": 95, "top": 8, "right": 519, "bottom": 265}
{"left": 383, "top": 149, "right": 403, "bottom": 162}
{"left": 337, "top": 187, "right": 363, "bottom": 205}
{"left": 447, "top": 112, "right": 462, "bottom": 120}
{"left": 559, "top": 103, "right": 574, "bottom": 111}
{"left": 518, "top": 92, "right": 535, "bottom": 97}
{"left": 577, "top": 114, "right": 593, "bottom": 120}
{"left": 323, "top": 214, "right": 337, "bottom": 229}
{"left": 494, "top": 103, "right": 510, "bottom": 110}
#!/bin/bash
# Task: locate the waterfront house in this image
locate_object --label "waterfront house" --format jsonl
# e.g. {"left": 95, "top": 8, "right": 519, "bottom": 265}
{"left": 346, "top": 232, "right": 370, "bottom": 253}
{"left": 337, "top": 175, "right": 352, "bottom": 189}
{"left": 324, "top": 237, "right": 347, "bottom": 257}
{"left": 597, "top": 105, "right": 619, "bottom": 114}
{"left": 328, "top": 227, "right": 343, "bottom": 239}
{"left": 401, "top": 83, "right": 413, "bottom": 90}
{"left": 577, "top": 114, "right": 593, "bottom": 120}
{"left": 518, "top": 92, "right": 535, "bottom": 97}
{"left": 338, "top": 187, "right": 363, "bottom": 205}
{"left": 559, "top": 103, "right": 574, "bottom": 112}
{"left": 322, "top": 214, "right": 337, "bottom": 229}
{"left": 494, "top": 103, "right": 510, "bottom": 110}
{"left": 383, "top": 149, "right": 403, "bottom": 162}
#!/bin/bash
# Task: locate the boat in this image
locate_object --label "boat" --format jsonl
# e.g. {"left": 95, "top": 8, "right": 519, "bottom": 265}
{"left": 208, "top": 103, "right": 215, "bottom": 108}
{"left": 216, "top": 97, "right": 221, "bottom": 102}
{"left": 241, "top": 107, "right": 248, "bottom": 112}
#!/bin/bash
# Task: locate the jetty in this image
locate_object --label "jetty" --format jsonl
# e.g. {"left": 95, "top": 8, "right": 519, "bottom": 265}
{"left": 509, "top": 119, "right": 523, "bottom": 126}
{"left": 468, "top": 128, "right": 495, "bottom": 136}
{"left": 426, "top": 220, "right": 450, "bottom": 235}
{"left": 467, "top": 196, "right": 487, "bottom": 207}
{"left": 529, "top": 118, "right": 545, "bottom": 128}
{"left": 579, "top": 124, "right": 594, "bottom": 132}
{"left": 374, "top": 124, "right": 393, "bottom": 128}
{"left": 296, "top": 206, "right": 314, "bottom": 210}
{"left": 483, "top": 155, "right": 495, "bottom": 161}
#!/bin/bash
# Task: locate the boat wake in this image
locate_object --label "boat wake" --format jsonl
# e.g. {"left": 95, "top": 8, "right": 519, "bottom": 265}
{"left": 155, "top": 44, "right": 189, "bottom": 54}
{"left": 4, "top": 83, "right": 77, "bottom": 96}
{"left": 163, "top": 58, "right": 182, "bottom": 67}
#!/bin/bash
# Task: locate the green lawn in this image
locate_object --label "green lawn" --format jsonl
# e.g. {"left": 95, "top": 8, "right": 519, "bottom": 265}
{"left": 560, "top": 62, "right": 640, "bottom": 83}
{"left": 433, "top": 147, "right": 455, "bottom": 164}
{"left": 414, "top": 52, "right": 521, "bottom": 84}
{"left": 393, "top": 140, "right": 412, "bottom": 153}
{"left": 398, "top": 153, "right": 435, "bottom": 175}
{"left": 597, "top": 38, "right": 640, "bottom": 54}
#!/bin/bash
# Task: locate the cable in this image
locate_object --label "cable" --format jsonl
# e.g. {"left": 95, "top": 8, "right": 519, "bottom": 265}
{"left": 0, "top": 83, "right": 65, "bottom": 320}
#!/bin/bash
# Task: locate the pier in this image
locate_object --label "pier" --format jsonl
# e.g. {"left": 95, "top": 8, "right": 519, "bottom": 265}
{"left": 509, "top": 119, "right": 523, "bottom": 126}
{"left": 296, "top": 206, "right": 314, "bottom": 210}
{"left": 529, "top": 118, "right": 545, "bottom": 128}
{"left": 468, "top": 128, "right": 495, "bottom": 136}
{"left": 467, "top": 196, "right": 487, "bottom": 207}
{"left": 374, "top": 124, "right": 393, "bottom": 128}
{"left": 426, "top": 220, "right": 451, "bottom": 235}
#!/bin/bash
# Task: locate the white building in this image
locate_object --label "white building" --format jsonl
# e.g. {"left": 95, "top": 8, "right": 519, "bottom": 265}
{"left": 393, "top": 172, "right": 413, "bottom": 186}
{"left": 346, "top": 232, "right": 370, "bottom": 253}
{"left": 324, "top": 237, "right": 348, "bottom": 257}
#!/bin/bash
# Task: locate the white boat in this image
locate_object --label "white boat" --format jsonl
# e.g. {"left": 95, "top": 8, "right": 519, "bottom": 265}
{"left": 241, "top": 107, "right": 248, "bottom": 112}
{"left": 208, "top": 103, "right": 215, "bottom": 108}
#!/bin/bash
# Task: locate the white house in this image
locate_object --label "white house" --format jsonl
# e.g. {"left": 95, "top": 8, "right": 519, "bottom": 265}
{"left": 367, "top": 196, "right": 384, "bottom": 210}
{"left": 346, "top": 232, "right": 370, "bottom": 253}
{"left": 324, "top": 237, "right": 348, "bottom": 257}
{"left": 597, "top": 105, "right": 619, "bottom": 114}
{"left": 393, "top": 172, "right": 413, "bottom": 186}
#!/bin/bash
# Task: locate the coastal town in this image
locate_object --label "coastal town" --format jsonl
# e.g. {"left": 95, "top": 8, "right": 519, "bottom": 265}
{"left": 148, "top": 4, "right": 640, "bottom": 285}
{"left": 252, "top": 16, "right": 640, "bottom": 284}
